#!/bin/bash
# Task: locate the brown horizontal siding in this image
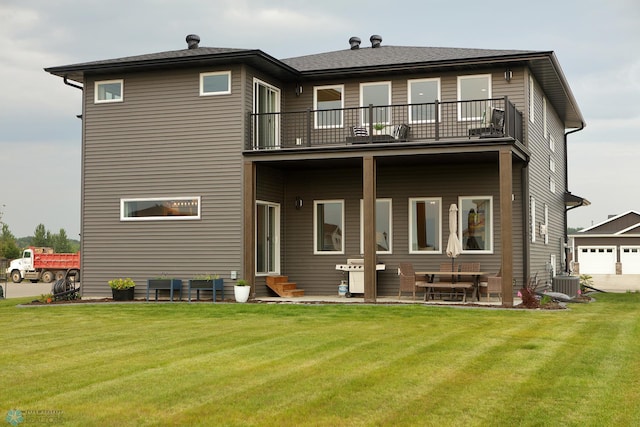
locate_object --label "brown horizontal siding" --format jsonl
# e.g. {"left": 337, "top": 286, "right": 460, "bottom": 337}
{"left": 81, "top": 66, "right": 245, "bottom": 298}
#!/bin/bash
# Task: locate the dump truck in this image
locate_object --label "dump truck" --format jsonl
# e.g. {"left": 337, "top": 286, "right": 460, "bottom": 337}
{"left": 6, "top": 247, "right": 80, "bottom": 283}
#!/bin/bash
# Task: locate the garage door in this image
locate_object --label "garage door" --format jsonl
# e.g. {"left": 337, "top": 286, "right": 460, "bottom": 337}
{"left": 621, "top": 246, "right": 640, "bottom": 274}
{"left": 578, "top": 246, "right": 616, "bottom": 274}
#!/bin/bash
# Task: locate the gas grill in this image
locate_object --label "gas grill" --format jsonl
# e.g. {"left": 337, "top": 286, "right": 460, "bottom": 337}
{"left": 335, "top": 258, "right": 386, "bottom": 296}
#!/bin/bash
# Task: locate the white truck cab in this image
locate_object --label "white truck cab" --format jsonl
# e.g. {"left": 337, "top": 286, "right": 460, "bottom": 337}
{"left": 7, "top": 248, "right": 35, "bottom": 283}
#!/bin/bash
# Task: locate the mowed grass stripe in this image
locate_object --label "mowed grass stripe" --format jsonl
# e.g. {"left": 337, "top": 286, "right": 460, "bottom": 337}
{"left": 2, "top": 295, "right": 640, "bottom": 426}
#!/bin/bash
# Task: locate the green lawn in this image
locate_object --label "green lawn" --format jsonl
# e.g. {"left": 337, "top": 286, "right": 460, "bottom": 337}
{"left": 1, "top": 294, "right": 639, "bottom": 426}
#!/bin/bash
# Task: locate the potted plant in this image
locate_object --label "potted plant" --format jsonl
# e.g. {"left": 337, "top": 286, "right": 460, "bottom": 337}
{"left": 234, "top": 279, "right": 251, "bottom": 303}
{"left": 108, "top": 277, "right": 136, "bottom": 301}
{"left": 373, "top": 123, "right": 386, "bottom": 135}
{"left": 188, "top": 274, "right": 224, "bottom": 302}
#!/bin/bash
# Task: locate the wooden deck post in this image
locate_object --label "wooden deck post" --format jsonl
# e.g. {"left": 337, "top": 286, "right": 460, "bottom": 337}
{"left": 363, "top": 156, "right": 377, "bottom": 303}
{"left": 499, "top": 148, "right": 514, "bottom": 307}
{"left": 243, "top": 160, "right": 256, "bottom": 296}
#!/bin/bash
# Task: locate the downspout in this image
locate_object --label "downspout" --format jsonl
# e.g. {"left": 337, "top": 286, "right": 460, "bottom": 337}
{"left": 521, "top": 163, "right": 529, "bottom": 288}
{"left": 64, "top": 76, "right": 83, "bottom": 91}
{"left": 564, "top": 123, "right": 586, "bottom": 272}
{"left": 63, "top": 74, "right": 85, "bottom": 293}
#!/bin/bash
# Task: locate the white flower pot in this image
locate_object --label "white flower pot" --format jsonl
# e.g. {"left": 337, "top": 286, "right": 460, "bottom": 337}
{"left": 234, "top": 285, "right": 251, "bottom": 303}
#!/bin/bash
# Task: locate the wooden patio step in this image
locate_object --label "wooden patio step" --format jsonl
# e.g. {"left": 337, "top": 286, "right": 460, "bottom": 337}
{"left": 266, "top": 276, "right": 289, "bottom": 286}
{"left": 265, "top": 275, "right": 305, "bottom": 298}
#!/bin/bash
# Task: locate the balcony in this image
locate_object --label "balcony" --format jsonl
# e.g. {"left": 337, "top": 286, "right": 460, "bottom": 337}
{"left": 248, "top": 97, "right": 523, "bottom": 151}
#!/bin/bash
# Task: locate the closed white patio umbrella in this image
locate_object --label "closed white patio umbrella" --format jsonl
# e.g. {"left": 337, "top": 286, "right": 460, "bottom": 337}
{"left": 446, "top": 204, "right": 463, "bottom": 273}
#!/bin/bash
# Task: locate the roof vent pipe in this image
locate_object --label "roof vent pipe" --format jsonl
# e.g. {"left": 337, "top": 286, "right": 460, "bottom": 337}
{"left": 370, "top": 35, "right": 382, "bottom": 48}
{"left": 349, "top": 36, "right": 361, "bottom": 50}
{"left": 186, "top": 34, "right": 200, "bottom": 49}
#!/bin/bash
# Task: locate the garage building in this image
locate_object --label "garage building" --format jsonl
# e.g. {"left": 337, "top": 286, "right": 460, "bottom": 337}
{"left": 570, "top": 211, "right": 640, "bottom": 275}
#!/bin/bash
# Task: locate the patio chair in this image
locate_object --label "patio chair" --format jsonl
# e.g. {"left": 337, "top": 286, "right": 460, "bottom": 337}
{"left": 485, "top": 269, "right": 502, "bottom": 301}
{"left": 398, "top": 263, "right": 428, "bottom": 300}
{"left": 458, "top": 262, "right": 480, "bottom": 300}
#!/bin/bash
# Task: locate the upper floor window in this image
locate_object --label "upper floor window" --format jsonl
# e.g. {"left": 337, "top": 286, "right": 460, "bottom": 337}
{"left": 457, "top": 75, "right": 491, "bottom": 121}
{"left": 408, "top": 78, "right": 440, "bottom": 124}
{"left": 544, "top": 204, "right": 549, "bottom": 245}
{"left": 360, "top": 82, "right": 391, "bottom": 125}
{"left": 314, "top": 85, "right": 344, "bottom": 128}
{"left": 200, "top": 71, "right": 231, "bottom": 96}
{"left": 360, "top": 199, "right": 392, "bottom": 254}
{"left": 314, "top": 200, "right": 344, "bottom": 254}
{"left": 543, "top": 96, "right": 548, "bottom": 137}
{"left": 529, "top": 74, "right": 535, "bottom": 123}
{"left": 121, "top": 197, "right": 200, "bottom": 221}
{"left": 95, "top": 80, "right": 123, "bottom": 103}
{"left": 409, "top": 198, "right": 441, "bottom": 254}
{"left": 460, "top": 196, "right": 493, "bottom": 253}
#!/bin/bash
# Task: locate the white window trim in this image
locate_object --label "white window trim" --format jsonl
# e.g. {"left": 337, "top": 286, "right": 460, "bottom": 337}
{"left": 313, "top": 84, "right": 344, "bottom": 129}
{"left": 549, "top": 156, "right": 556, "bottom": 173}
{"left": 459, "top": 195, "right": 493, "bottom": 254}
{"left": 549, "top": 176, "right": 556, "bottom": 194}
{"left": 255, "top": 201, "right": 280, "bottom": 276}
{"left": 200, "top": 71, "right": 231, "bottom": 96}
{"left": 313, "top": 199, "right": 345, "bottom": 255}
{"left": 457, "top": 74, "right": 492, "bottom": 121}
{"left": 408, "top": 197, "right": 442, "bottom": 254}
{"left": 549, "top": 134, "right": 555, "bottom": 152}
{"left": 408, "top": 78, "right": 441, "bottom": 124}
{"left": 120, "top": 196, "right": 201, "bottom": 221}
{"left": 95, "top": 79, "right": 124, "bottom": 104}
{"left": 359, "top": 199, "right": 392, "bottom": 254}
{"left": 359, "top": 81, "right": 392, "bottom": 125}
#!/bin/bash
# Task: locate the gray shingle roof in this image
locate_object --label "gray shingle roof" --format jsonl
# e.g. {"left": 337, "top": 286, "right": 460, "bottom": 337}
{"left": 281, "top": 45, "right": 536, "bottom": 73}
{"left": 60, "top": 47, "right": 250, "bottom": 69}
{"left": 45, "top": 42, "right": 583, "bottom": 128}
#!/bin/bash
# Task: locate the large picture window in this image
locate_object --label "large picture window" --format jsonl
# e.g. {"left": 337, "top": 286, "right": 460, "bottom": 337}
{"left": 95, "top": 79, "right": 123, "bottom": 103}
{"left": 314, "top": 85, "right": 344, "bottom": 128}
{"left": 360, "top": 199, "right": 392, "bottom": 254}
{"left": 121, "top": 197, "right": 200, "bottom": 221}
{"left": 200, "top": 71, "right": 231, "bottom": 96}
{"left": 409, "top": 198, "right": 441, "bottom": 253}
{"left": 457, "top": 74, "right": 491, "bottom": 121}
{"left": 360, "top": 82, "right": 391, "bottom": 125}
{"left": 408, "top": 78, "right": 440, "bottom": 123}
{"left": 314, "top": 200, "right": 344, "bottom": 254}
{"left": 459, "top": 196, "right": 493, "bottom": 253}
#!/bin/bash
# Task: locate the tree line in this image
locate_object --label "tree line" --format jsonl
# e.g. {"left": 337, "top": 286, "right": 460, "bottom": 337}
{"left": 1, "top": 222, "right": 79, "bottom": 259}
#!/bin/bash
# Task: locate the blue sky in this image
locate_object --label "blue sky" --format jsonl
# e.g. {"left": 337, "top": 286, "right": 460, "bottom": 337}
{"left": 1, "top": 0, "right": 638, "bottom": 237}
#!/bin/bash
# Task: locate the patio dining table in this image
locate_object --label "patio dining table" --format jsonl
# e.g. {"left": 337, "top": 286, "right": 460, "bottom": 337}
{"left": 415, "top": 271, "right": 488, "bottom": 302}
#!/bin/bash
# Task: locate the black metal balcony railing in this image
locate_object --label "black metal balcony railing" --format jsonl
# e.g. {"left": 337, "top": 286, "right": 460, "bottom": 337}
{"left": 248, "top": 97, "right": 523, "bottom": 151}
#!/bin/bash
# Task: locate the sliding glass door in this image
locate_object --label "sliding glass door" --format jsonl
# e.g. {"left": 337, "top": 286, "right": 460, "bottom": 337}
{"left": 253, "top": 79, "right": 280, "bottom": 149}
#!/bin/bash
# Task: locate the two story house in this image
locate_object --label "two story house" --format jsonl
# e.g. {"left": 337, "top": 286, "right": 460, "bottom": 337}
{"left": 45, "top": 34, "right": 587, "bottom": 305}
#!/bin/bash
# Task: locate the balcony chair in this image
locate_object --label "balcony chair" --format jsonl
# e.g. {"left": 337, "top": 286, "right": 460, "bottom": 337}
{"left": 479, "top": 108, "right": 505, "bottom": 138}
{"left": 398, "top": 263, "right": 428, "bottom": 300}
